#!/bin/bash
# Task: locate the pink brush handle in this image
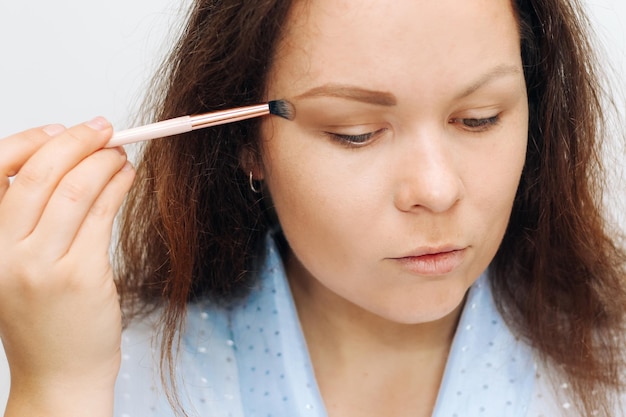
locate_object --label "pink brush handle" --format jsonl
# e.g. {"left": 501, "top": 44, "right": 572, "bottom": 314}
{"left": 105, "top": 116, "right": 192, "bottom": 148}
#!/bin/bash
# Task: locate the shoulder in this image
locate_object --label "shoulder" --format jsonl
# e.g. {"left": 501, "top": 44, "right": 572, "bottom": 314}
{"left": 114, "top": 304, "right": 244, "bottom": 417}
{"left": 113, "top": 233, "right": 287, "bottom": 417}
{"left": 526, "top": 360, "right": 626, "bottom": 417}
{"left": 474, "top": 276, "right": 626, "bottom": 417}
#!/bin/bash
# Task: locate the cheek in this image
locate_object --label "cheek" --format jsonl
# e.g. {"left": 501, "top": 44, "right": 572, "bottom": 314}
{"left": 262, "top": 119, "right": 351, "bottom": 219}
{"left": 492, "top": 124, "right": 528, "bottom": 205}
{"left": 474, "top": 146, "right": 525, "bottom": 207}
{"left": 261, "top": 130, "right": 338, "bottom": 236}
{"left": 261, "top": 128, "right": 378, "bottom": 276}
{"left": 466, "top": 125, "right": 528, "bottom": 241}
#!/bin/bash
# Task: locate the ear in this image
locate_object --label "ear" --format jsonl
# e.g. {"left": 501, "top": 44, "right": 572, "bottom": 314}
{"left": 239, "top": 145, "right": 265, "bottom": 180}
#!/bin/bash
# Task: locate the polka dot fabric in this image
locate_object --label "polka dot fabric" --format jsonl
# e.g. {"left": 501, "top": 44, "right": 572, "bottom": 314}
{"left": 114, "top": 232, "right": 616, "bottom": 416}
{"left": 432, "top": 275, "right": 536, "bottom": 416}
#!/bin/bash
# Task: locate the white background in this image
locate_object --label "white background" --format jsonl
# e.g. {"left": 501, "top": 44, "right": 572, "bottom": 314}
{"left": 0, "top": 0, "right": 624, "bottom": 411}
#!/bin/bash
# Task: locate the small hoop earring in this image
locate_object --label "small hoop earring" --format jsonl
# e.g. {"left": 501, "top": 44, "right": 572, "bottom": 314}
{"left": 249, "top": 171, "right": 262, "bottom": 194}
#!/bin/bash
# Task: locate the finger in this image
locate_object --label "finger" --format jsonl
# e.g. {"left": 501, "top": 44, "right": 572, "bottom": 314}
{"left": 0, "top": 118, "right": 113, "bottom": 241}
{"left": 0, "top": 175, "right": 9, "bottom": 204}
{"left": 0, "top": 124, "right": 65, "bottom": 176}
{"left": 0, "top": 124, "right": 65, "bottom": 201}
{"left": 0, "top": 176, "right": 8, "bottom": 203}
{"left": 71, "top": 161, "right": 136, "bottom": 259}
{"left": 29, "top": 147, "right": 129, "bottom": 260}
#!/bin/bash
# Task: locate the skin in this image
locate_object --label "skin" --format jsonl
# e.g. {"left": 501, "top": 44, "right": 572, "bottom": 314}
{"left": 258, "top": 0, "right": 528, "bottom": 415}
{"left": 0, "top": 0, "right": 527, "bottom": 415}
{"left": 0, "top": 119, "right": 135, "bottom": 417}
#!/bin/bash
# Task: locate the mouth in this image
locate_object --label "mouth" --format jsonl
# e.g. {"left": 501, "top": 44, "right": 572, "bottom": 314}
{"left": 391, "top": 247, "right": 467, "bottom": 276}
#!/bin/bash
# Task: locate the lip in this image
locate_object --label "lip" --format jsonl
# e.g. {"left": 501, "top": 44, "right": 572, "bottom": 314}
{"left": 391, "top": 247, "right": 467, "bottom": 276}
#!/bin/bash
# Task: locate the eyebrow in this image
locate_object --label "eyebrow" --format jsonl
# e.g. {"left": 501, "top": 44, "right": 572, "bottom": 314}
{"left": 455, "top": 64, "right": 522, "bottom": 99}
{"left": 293, "top": 64, "right": 522, "bottom": 106}
{"left": 294, "top": 84, "right": 397, "bottom": 106}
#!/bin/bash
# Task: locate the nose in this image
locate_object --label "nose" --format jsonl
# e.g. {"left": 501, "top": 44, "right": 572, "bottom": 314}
{"left": 392, "top": 129, "right": 464, "bottom": 213}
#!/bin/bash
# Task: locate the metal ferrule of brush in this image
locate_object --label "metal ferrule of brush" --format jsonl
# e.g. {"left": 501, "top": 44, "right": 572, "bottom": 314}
{"left": 190, "top": 104, "right": 269, "bottom": 129}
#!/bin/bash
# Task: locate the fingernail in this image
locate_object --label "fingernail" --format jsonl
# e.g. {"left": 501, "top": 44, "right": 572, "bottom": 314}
{"left": 121, "top": 161, "right": 133, "bottom": 172}
{"left": 86, "top": 117, "right": 111, "bottom": 131}
{"left": 43, "top": 124, "right": 66, "bottom": 137}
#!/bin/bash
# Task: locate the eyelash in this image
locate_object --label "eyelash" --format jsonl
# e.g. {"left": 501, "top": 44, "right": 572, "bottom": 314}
{"left": 324, "top": 115, "right": 500, "bottom": 147}
{"left": 324, "top": 128, "right": 388, "bottom": 147}
{"left": 449, "top": 115, "right": 500, "bottom": 132}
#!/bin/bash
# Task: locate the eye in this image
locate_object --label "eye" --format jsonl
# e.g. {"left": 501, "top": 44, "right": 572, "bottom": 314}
{"left": 449, "top": 115, "right": 500, "bottom": 132}
{"left": 324, "top": 128, "right": 388, "bottom": 147}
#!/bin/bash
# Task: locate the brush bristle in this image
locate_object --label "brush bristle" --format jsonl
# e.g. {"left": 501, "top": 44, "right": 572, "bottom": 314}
{"left": 268, "top": 99, "right": 296, "bottom": 121}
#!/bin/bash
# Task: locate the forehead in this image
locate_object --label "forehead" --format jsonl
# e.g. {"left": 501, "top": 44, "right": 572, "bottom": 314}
{"left": 268, "top": 0, "right": 522, "bottom": 100}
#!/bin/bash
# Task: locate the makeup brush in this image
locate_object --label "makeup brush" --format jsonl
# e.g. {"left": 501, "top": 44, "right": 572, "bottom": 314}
{"left": 105, "top": 99, "right": 295, "bottom": 148}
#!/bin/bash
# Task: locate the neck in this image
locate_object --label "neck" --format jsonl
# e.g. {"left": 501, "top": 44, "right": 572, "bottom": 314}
{"left": 286, "top": 253, "right": 464, "bottom": 360}
{"left": 286, "top": 253, "right": 465, "bottom": 417}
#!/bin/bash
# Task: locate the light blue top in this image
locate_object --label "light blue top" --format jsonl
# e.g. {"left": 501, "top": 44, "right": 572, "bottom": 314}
{"left": 114, "top": 233, "right": 581, "bottom": 417}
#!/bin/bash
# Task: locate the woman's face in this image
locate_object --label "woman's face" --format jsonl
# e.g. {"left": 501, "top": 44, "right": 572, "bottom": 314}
{"left": 259, "top": 0, "right": 528, "bottom": 324}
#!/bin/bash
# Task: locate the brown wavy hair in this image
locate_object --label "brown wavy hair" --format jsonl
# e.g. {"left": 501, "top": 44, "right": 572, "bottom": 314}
{"left": 115, "top": 0, "right": 626, "bottom": 415}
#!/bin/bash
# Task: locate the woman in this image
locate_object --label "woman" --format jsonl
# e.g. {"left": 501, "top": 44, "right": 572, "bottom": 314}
{"left": 1, "top": 0, "right": 624, "bottom": 416}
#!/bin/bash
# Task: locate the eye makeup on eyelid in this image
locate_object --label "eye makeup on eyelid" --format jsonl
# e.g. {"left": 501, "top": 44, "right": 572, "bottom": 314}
{"left": 282, "top": 67, "right": 525, "bottom": 146}
{"left": 324, "top": 115, "right": 502, "bottom": 147}
{"left": 324, "top": 127, "right": 390, "bottom": 147}
{"left": 293, "top": 101, "right": 505, "bottom": 147}
{"left": 290, "top": 100, "right": 392, "bottom": 146}
{"left": 286, "top": 82, "right": 522, "bottom": 147}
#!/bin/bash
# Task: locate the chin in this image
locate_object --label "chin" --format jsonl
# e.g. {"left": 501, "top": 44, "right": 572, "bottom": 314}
{"left": 373, "top": 283, "right": 470, "bottom": 325}
{"left": 389, "top": 304, "right": 464, "bottom": 325}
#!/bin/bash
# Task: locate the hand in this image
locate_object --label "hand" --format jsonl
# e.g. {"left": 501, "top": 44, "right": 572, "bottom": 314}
{"left": 0, "top": 118, "right": 135, "bottom": 417}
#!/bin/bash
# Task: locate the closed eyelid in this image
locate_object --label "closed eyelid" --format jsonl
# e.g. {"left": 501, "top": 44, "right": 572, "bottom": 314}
{"left": 324, "top": 127, "right": 388, "bottom": 147}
